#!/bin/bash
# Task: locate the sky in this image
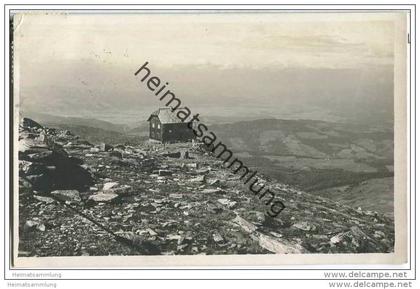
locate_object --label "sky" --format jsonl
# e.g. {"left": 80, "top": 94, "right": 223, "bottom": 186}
{"left": 14, "top": 11, "right": 402, "bottom": 124}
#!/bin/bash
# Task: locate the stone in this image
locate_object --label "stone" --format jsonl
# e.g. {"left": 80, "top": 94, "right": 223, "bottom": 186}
{"left": 185, "top": 163, "right": 198, "bottom": 169}
{"left": 23, "top": 220, "right": 37, "bottom": 232}
{"left": 146, "top": 228, "right": 158, "bottom": 236}
{"left": 177, "top": 244, "right": 188, "bottom": 251}
{"left": 258, "top": 234, "right": 306, "bottom": 254}
{"left": 50, "top": 190, "right": 81, "bottom": 203}
{"left": 27, "top": 151, "right": 54, "bottom": 162}
{"left": 37, "top": 223, "right": 46, "bottom": 232}
{"left": 21, "top": 118, "right": 43, "bottom": 129}
{"left": 90, "top": 147, "right": 100, "bottom": 153}
{"left": 177, "top": 236, "right": 186, "bottom": 245}
{"left": 33, "top": 195, "right": 55, "bottom": 204}
{"left": 374, "top": 231, "right": 386, "bottom": 239}
{"left": 270, "top": 232, "right": 283, "bottom": 238}
{"left": 201, "top": 188, "right": 223, "bottom": 194}
{"left": 213, "top": 232, "right": 224, "bottom": 243}
{"left": 217, "top": 198, "right": 237, "bottom": 209}
{"left": 19, "top": 177, "right": 32, "bottom": 189}
{"left": 196, "top": 168, "right": 210, "bottom": 174}
{"left": 189, "top": 175, "right": 205, "bottom": 183}
{"left": 167, "top": 234, "right": 181, "bottom": 241}
{"left": 23, "top": 220, "right": 45, "bottom": 232}
{"left": 330, "top": 233, "right": 345, "bottom": 245}
{"left": 111, "top": 185, "right": 132, "bottom": 195}
{"left": 103, "top": 182, "right": 119, "bottom": 191}
{"left": 233, "top": 215, "right": 257, "bottom": 233}
{"left": 158, "top": 169, "right": 172, "bottom": 176}
{"left": 88, "top": 193, "right": 119, "bottom": 202}
{"left": 207, "top": 179, "right": 220, "bottom": 186}
{"left": 293, "top": 221, "right": 315, "bottom": 231}
{"left": 19, "top": 160, "right": 36, "bottom": 175}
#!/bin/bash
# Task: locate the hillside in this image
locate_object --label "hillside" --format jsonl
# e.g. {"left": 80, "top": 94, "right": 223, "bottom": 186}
{"left": 210, "top": 119, "right": 394, "bottom": 215}
{"left": 18, "top": 118, "right": 394, "bottom": 257}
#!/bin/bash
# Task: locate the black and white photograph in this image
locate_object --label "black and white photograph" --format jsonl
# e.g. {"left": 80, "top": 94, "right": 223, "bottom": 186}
{"left": 11, "top": 9, "right": 409, "bottom": 267}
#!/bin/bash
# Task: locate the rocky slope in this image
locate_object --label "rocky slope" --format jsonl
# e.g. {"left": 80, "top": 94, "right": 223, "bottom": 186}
{"left": 18, "top": 118, "right": 395, "bottom": 257}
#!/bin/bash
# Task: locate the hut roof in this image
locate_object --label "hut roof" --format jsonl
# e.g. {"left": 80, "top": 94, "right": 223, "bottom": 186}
{"left": 147, "top": 108, "right": 183, "bottom": 124}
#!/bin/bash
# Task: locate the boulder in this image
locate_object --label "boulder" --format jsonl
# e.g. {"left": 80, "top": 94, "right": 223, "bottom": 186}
{"left": 111, "top": 185, "right": 132, "bottom": 195}
{"left": 213, "top": 232, "right": 224, "bottom": 243}
{"left": 88, "top": 192, "right": 119, "bottom": 202}
{"left": 103, "top": 182, "right": 119, "bottom": 191}
{"left": 33, "top": 195, "right": 55, "bottom": 204}
{"left": 19, "top": 121, "right": 94, "bottom": 191}
{"left": 232, "top": 215, "right": 257, "bottom": 233}
{"left": 21, "top": 118, "right": 43, "bottom": 129}
{"left": 23, "top": 220, "right": 45, "bottom": 232}
{"left": 292, "top": 221, "right": 316, "bottom": 232}
{"left": 189, "top": 175, "right": 205, "bottom": 183}
{"left": 90, "top": 147, "right": 100, "bottom": 153}
{"left": 217, "top": 198, "right": 237, "bottom": 209}
{"left": 50, "top": 190, "right": 81, "bottom": 203}
{"left": 201, "top": 188, "right": 223, "bottom": 194}
{"left": 257, "top": 234, "right": 306, "bottom": 254}
{"left": 158, "top": 169, "right": 172, "bottom": 176}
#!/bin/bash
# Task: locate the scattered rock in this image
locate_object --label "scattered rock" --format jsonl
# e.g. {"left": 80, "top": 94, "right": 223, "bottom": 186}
{"left": 217, "top": 198, "right": 237, "bottom": 209}
{"left": 213, "top": 232, "right": 224, "bottom": 243}
{"left": 207, "top": 179, "right": 220, "bottom": 186}
{"left": 233, "top": 215, "right": 257, "bottom": 233}
{"left": 111, "top": 185, "right": 132, "bottom": 195}
{"left": 23, "top": 220, "right": 46, "bottom": 232}
{"left": 190, "top": 175, "right": 205, "bottom": 183}
{"left": 146, "top": 228, "right": 158, "bottom": 236}
{"left": 185, "top": 163, "right": 198, "bottom": 169}
{"left": 88, "top": 192, "right": 119, "bottom": 202}
{"left": 17, "top": 118, "right": 396, "bottom": 257}
{"left": 258, "top": 233, "right": 306, "bottom": 254}
{"left": 158, "top": 169, "right": 172, "bottom": 176}
{"left": 330, "top": 233, "right": 345, "bottom": 245}
{"left": 103, "top": 182, "right": 119, "bottom": 191}
{"left": 33, "top": 195, "right": 55, "bottom": 204}
{"left": 50, "top": 190, "right": 81, "bottom": 203}
{"left": 90, "top": 147, "right": 100, "bottom": 153}
{"left": 292, "top": 221, "right": 316, "bottom": 232}
{"left": 201, "top": 188, "right": 223, "bottom": 194}
{"left": 374, "top": 231, "right": 386, "bottom": 239}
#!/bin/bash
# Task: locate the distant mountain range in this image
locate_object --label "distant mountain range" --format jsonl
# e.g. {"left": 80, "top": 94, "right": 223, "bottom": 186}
{"left": 23, "top": 111, "right": 128, "bottom": 132}
{"left": 209, "top": 118, "right": 394, "bottom": 216}
{"left": 23, "top": 112, "right": 148, "bottom": 144}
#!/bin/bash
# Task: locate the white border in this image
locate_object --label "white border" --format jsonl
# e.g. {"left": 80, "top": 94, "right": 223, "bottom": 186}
{"left": 1, "top": 2, "right": 416, "bottom": 283}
